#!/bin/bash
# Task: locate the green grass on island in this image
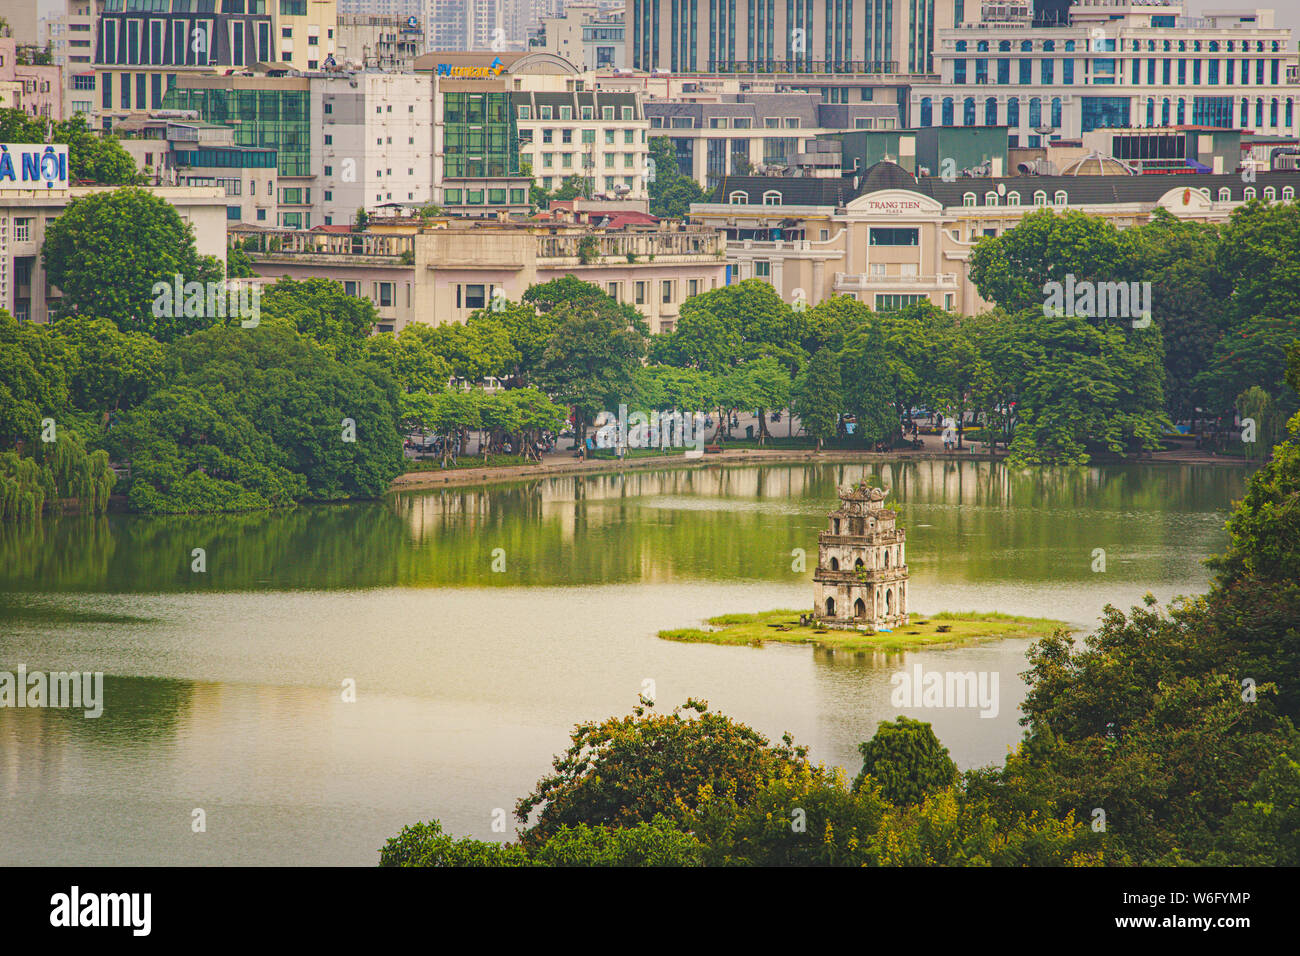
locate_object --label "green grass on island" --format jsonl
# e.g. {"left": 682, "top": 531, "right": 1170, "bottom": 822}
{"left": 658, "top": 609, "right": 1071, "bottom": 652}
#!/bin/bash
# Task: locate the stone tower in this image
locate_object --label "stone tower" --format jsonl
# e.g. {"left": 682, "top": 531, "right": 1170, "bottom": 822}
{"left": 813, "top": 480, "right": 908, "bottom": 628}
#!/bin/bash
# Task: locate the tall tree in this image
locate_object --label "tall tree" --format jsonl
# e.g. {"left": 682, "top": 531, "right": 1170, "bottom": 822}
{"left": 42, "top": 187, "right": 223, "bottom": 339}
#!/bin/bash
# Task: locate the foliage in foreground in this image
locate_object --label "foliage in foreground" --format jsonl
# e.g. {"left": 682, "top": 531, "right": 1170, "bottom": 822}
{"left": 383, "top": 369, "right": 1300, "bottom": 864}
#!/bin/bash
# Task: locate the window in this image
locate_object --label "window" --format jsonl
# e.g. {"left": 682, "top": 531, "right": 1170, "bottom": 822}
{"left": 762, "top": 190, "right": 782, "bottom": 205}
{"left": 985, "top": 191, "right": 998, "bottom": 205}
{"left": 688, "top": 279, "right": 699, "bottom": 298}
{"left": 461, "top": 284, "right": 486, "bottom": 309}
{"left": 962, "top": 192, "right": 976, "bottom": 207}
{"left": 1006, "top": 191, "right": 1020, "bottom": 206}
{"left": 869, "top": 228, "right": 918, "bottom": 246}
{"left": 1285, "top": 186, "right": 1296, "bottom": 201}
{"left": 1033, "top": 190, "right": 1047, "bottom": 206}
{"left": 1054, "top": 190, "right": 1068, "bottom": 205}
{"left": 1218, "top": 187, "right": 1231, "bottom": 201}
{"left": 634, "top": 281, "right": 647, "bottom": 305}
{"left": 754, "top": 261, "right": 770, "bottom": 277}
{"left": 875, "top": 294, "right": 927, "bottom": 312}
{"left": 729, "top": 191, "right": 749, "bottom": 204}
{"left": 1264, "top": 186, "right": 1276, "bottom": 201}
{"left": 606, "top": 281, "right": 620, "bottom": 301}
{"left": 14, "top": 218, "right": 32, "bottom": 243}
{"left": 518, "top": 105, "right": 531, "bottom": 119}
{"left": 1244, "top": 187, "right": 1256, "bottom": 200}
{"left": 661, "top": 280, "right": 674, "bottom": 303}
{"left": 375, "top": 282, "right": 395, "bottom": 307}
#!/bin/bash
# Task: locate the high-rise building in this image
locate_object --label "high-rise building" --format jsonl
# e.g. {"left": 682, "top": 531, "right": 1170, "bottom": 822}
{"left": 92, "top": 0, "right": 339, "bottom": 129}
{"left": 627, "top": 0, "right": 958, "bottom": 75}
{"left": 911, "top": 2, "right": 1300, "bottom": 143}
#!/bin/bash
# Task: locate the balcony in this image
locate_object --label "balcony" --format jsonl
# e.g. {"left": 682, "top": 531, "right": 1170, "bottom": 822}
{"left": 236, "top": 230, "right": 415, "bottom": 263}
{"left": 537, "top": 230, "right": 724, "bottom": 263}
{"left": 834, "top": 272, "right": 958, "bottom": 290}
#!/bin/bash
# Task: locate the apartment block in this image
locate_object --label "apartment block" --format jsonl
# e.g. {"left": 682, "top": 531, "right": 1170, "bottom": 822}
{"left": 515, "top": 88, "right": 648, "bottom": 198}
{"left": 691, "top": 158, "right": 1300, "bottom": 315}
{"left": 0, "top": 37, "right": 63, "bottom": 120}
{"left": 39, "top": 1, "right": 96, "bottom": 119}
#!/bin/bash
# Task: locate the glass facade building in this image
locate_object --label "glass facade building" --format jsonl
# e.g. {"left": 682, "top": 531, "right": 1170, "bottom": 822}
{"left": 162, "top": 85, "right": 311, "bottom": 177}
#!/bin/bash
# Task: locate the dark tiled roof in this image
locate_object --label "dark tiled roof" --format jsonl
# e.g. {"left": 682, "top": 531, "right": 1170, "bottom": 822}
{"left": 912, "top": 170, "right": 1300, "bottom": 207}
{"left": 708, "top": 175, "right": 861, "bottom": 206}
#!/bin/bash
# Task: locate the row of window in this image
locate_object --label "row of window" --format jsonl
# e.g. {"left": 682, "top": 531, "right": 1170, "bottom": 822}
{"left": 443, "top": 188, "right": 529, "bottom": 206}
{"left": 918, "top": 94, "right": 1295, "bottom": 132}
{"left": 650, "top": 116, "right": 801, "bottom": 129}
{"left": 532, "top": 152, "right": 640, "bottom": 170}
{"left": 538, "top": 176, "right": 639, "bottom": 191}
{"left": 959, "top": 185, "right": 1296, "bottom": 208}
{"left": 952, "top": 37, "right": 1283, "bottom": 54}
{"left": 522, "top": 128, "right": 643, "bottom": 146}
{"left": 950, "top": 56, "right": 1282, "bottom": 87}
{"left": 518, "top": 105, "right": 635, "bottom": 121}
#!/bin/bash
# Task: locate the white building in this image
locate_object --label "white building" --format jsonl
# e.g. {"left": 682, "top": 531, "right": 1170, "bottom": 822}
{"left": 314, "top": 71, "right": 434, "bottom": 226}
{"left": 533, "top": 3, "right": 625, "bottom": 71}
{"left": 911, "top": 2, "right": 1300, "bottom": 144}
{"left": 515, "top": 87, "right": 649, "bottom": 198}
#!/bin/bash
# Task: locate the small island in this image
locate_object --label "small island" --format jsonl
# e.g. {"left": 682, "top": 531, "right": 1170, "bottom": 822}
{"left": 658, "top": 609, "right": 1071, "bottom": 653}
{"left": 660, "top": 480, "right": 1069, "bottom": 652}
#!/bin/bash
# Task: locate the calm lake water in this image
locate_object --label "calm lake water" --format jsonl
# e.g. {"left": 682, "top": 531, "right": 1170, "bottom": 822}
{"left": 0, "top": 460, "right": 1247, "bottom": 865}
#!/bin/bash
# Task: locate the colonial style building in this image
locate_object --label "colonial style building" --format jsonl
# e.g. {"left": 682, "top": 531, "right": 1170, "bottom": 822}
{"left": 690, "top": 158, "right": 1300, "bottom": 314}
{"left": 232, "top": 216, "right": 726, "bottom": 333}
{"left": 813, "top": 480, "right": 909, "bottom": 629}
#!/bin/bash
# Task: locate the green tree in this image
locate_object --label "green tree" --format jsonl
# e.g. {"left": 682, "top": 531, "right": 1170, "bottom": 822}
{"left": 792, "top": 347, "right": 841, "bottom": 450}
{"left": 259, "top": 276, "right": 377, "bottom": 359}
{"left": 42, "top": 187, "right": 223, "bottom": 339}
{"left": 378, "top": 820, "right": 528, "bottom": 867}
{"left": 515, "top": 698, "right": 810, "bottom": 845}
{"left": 537, "top": 296, "right": 646, "bottom": 446}
{"left": 968, "top": 209, "right": 1130, "bottom": 314}
{"left": 853, "top": 717, "right": 958, "bottom": 806}
{"left": 0, "top": 110, "right": 136, "bottom": 185}
{"left": 647, "top": 137, "right": 706, "bottom": 218}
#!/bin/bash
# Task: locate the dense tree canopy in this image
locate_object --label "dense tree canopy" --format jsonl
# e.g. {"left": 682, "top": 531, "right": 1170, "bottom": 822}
{"left": 42, "top": 187, "right": 224, "bottom": 338}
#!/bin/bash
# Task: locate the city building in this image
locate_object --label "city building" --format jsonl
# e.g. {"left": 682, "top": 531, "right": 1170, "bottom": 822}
{"left": 115, "top": 114, "right": 281, "bottom": 226}
{"left": 163, "top": 66, "right": 433, "bottom": 229}
{"left": 337, "top": 13, "right": 425, "bottom": 70}
{"left": 813, "top": 481, "right": 909, "bottom": 629}
{"left": 338, "top": 0, "right": 423, "bottom": 16}
{"left": 425, "top": 0, "right": 514, "bottom": 51}
{"left": 38, "top": 1, "right": 96, "bottom": 119}
{"left": 92, "top": 0, "right": 339, "bottom": 129}
{"left": 627, "top": 0, "right": 956, "bottom": 77}
{"left": 232, "top": 218, "right": 727, "bottom": 332}
{"left": 515, "top": 86, "right": 649, "bottom": 198}
{"left": 531, "top": 3, "right": 626, "bottom": 71}
{"left": 910, "top": 2, "right": 1300, "bottom": 145}
{"left": 690, "top": 158, "right": 1300, "bottom": 314}
{"left": 0, "top": 36, "right": 63, "bottom": 120}
{"left": 1, "top": 0, "right": 42, "bottom": 46}
{"left": 417, "top": 49, "right": 584, "bottom": 214}
{"left": 1, "top": 182, "right": 229, "bottom": 323}
{"left": 644, "top": 93, "right": 897, "bottom": 187}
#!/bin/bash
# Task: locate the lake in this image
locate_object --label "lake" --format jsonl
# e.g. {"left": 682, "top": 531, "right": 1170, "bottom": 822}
{"left": 0, "top": 459, "right": 1247, "bottom": 865}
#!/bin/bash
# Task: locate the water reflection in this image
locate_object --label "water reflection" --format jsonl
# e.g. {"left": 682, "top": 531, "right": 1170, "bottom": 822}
{"left": 0, "top": 461, "right": 1248, "bottom": 864}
